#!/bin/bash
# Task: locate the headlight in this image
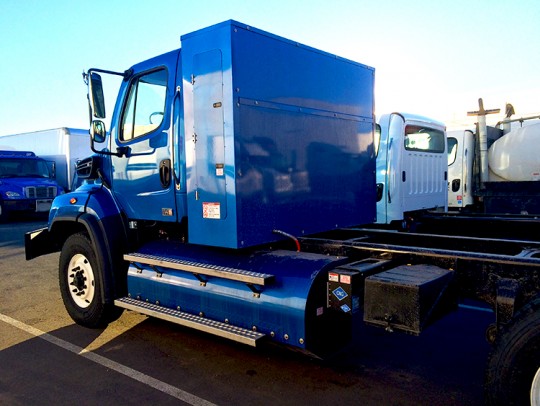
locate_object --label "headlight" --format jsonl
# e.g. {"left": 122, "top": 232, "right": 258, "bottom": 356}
{"left": 5, "top": 191, "right": 21, "bottom": 198}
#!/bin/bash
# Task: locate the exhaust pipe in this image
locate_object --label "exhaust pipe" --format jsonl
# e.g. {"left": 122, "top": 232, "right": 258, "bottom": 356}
{"left": 467, "top": 98, "right": 500, "bottom": 185}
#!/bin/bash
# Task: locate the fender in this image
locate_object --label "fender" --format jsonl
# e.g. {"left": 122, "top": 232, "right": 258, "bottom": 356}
{"left": 26, "top": 182, "right": 129, "bottom": 303}
{"left": 76, "top": 211, "right": 128, "bottom": 303}
{"left": 67, "top": 183, "right": 129, "bottom": 303}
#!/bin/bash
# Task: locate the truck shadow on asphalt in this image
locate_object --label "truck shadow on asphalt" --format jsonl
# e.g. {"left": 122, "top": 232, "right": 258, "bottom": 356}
{"left": 1, "top": 304, "right": 493, "bottom": 406}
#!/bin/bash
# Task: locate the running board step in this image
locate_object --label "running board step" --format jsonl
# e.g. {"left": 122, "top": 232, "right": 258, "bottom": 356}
{"left": 115, "top": 297, "right": 265, "bottom": 347}
{"left": 124, "top": 253, "right": 274, "bottom": 286}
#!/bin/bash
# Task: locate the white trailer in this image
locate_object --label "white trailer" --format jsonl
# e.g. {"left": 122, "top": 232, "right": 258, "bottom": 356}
{"left": 0, "top": 128, "right": 91, "bottom": 191}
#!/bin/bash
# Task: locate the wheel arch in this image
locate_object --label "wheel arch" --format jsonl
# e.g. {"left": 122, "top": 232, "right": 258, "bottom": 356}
{"left": 79, "top": 212, "right": 129, "bottom": 303}
{"left": 51, "top": 210, "right": 129, "bottom": 304}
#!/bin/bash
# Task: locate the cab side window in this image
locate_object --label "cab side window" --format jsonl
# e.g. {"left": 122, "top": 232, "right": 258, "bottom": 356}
{"left": 404, "top": 125, "right": 445, "bottom": 153}
{"left": 121, "top": 69, "right": 168, "bottom": 141}
{"left": 374, "top": 124, "right": 381, "bottom": 157}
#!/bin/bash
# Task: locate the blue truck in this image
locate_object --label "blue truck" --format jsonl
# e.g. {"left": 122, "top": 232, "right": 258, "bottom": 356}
{"left": 0, "top": 150, "right": 63, "bottom": 221}
{"left": 0, "top": 128, "right": 92, "bottom": 192}
{"left": 24, "top": 21, "right": 539, "bottom": 405}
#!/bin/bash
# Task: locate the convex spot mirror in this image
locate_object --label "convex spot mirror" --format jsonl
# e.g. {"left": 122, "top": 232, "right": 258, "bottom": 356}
{"left": 91, "top": 120, "right": 106, "bottom": 143}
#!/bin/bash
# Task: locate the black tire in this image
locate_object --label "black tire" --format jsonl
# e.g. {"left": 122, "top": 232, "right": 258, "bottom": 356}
{"left": 59, "top": 233, "right": 123, "bottom": 328}
{"left": 486, "top": 298, "right": 540, "bottom": 405}
{"left": 532, "top": 367, "right": 540, "bottom": 406}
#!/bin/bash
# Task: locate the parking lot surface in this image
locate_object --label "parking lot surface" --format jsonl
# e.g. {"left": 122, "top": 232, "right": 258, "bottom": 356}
{"left": 0, "top": 220, "right": 493, "bottom": 405}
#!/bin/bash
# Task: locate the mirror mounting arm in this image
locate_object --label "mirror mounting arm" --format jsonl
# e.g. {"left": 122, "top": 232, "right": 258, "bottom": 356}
{"left": 115, "top": 146, "right": 130, "bottom": 158}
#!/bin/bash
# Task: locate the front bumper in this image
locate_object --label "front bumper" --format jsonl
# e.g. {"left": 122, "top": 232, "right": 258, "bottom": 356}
{"left": 25, "top": 227, "right": 57, "bottom": 260}
{"left": 4, "top": 198, "right": 53, "bottom": 213}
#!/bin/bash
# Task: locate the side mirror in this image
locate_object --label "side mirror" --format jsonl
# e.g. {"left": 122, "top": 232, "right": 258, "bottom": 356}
{"left": 89, "top": 72, "right": 106, "bottom": 119}
{"left": 91, "top": 120, "right": 107, "bottom": 143}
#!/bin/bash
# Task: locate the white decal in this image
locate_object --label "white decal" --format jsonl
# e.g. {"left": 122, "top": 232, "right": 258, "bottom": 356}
{"left": 203, "top": 202, "right": 221, "bottom": 219}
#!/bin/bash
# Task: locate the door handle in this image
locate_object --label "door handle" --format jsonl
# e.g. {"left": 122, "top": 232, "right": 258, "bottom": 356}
{"left": 159, "top": 159, "right": 171, "bottom": 188}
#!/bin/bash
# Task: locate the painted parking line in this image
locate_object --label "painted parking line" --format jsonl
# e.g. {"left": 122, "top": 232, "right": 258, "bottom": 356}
{"left": 0, "top": 313, "right": 216, "bottom": 406}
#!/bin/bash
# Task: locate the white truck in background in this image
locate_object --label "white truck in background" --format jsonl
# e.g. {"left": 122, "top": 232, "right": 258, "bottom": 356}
{"left": 447, "top": 99, "right": 540, "bottom": 214}
{"left": 0, "top": 128, "right": 91, "bottom": 191}
{"left": 447, "top": 128, "right": 475, "bottom": 208}
{"left": 375, "top": 112, "right": 448, "bottom": 225}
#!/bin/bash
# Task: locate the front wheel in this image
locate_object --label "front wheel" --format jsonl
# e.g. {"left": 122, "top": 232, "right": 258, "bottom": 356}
{"left": 486, "top": 298, "right": 540, "bottom": 405}
{"left": 59, "top": 233, "right": 122, "bottom": 328}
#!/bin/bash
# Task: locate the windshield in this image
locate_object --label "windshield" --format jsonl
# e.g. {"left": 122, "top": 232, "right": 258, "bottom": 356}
{"left": 447, "top": 137, "right": 458, "bottom": 165}
{"left": 0, "top": 158, "right": 51, "bottom": 178}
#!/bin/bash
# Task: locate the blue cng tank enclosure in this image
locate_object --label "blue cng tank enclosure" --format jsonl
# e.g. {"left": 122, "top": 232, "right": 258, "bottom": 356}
{"left": 124, "top": 240, "right": 351, "bottom": 354}
{"left": 181, "top": 20, "right": 376, "bottom": 249}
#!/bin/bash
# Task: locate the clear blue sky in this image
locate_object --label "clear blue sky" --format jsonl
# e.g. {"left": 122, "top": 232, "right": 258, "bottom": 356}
{"left": 1, "top": 0, "right": 539, "bottom": 136}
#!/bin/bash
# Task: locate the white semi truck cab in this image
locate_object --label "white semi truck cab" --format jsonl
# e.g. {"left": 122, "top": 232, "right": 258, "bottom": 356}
{"left": 376, "top": 112, "right": 448, "bottom": 225}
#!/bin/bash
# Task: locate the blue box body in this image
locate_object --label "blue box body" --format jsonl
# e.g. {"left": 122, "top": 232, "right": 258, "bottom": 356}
{"left": 181, "top": 21, "right": 375, "bottom": 249}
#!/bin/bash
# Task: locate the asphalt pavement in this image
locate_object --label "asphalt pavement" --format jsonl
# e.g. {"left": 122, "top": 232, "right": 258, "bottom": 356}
{"left": 0, "top": 220, "right": 494, "bottom": 405}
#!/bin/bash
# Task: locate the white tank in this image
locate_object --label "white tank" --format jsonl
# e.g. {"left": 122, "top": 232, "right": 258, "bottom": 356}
{"left": 488, "top": 122, "right": 540, "bottom": 181}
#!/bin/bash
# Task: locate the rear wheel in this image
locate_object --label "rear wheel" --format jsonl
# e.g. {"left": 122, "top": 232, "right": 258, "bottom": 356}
{"left": 59, "top": 233, "right": 122, "bottom": 327}
{"left": 532, "top": 367, "right": 540, "bottom": 406}
{"left": 486, "top": 298, "right": 540, "bottom": 405}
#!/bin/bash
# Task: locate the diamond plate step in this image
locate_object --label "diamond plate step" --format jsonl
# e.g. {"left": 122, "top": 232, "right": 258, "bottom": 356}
{"left": 115, "top": 297, "right": 265, "bottom": 347}
{"left": 124, "top": 252, "right": 274, "bottom": 285}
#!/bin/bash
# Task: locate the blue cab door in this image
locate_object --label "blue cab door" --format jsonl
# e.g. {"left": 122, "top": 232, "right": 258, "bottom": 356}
{"left": 110, "top": 50, "right": 184, "bottom": 222}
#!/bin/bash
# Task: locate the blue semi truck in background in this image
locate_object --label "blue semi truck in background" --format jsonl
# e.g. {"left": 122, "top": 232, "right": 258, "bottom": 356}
{"left": 0, "top": 127, "right": 92, "bottom": 192}
{"left": 0, "top": 150, "right": 63, "bottom": 221}
{"left": 24, "top": 21, "right": 539, "bottom": 405}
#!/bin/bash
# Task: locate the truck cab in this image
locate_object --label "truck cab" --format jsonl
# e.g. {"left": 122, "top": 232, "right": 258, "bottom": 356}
{"left": 98, "top": 51, "right": 185, "bottom": 225}
{"left": 375, "top": 113, "right": 448, "bottom": 225}
{"left": 83, "top": 22, "right": 375, "bottom": 249}
{"left": 25, "top": 19, "right": 375, "bottom": 355}
{"left": 447, "top": 129, "right": 475, "bottom": 209}
{"left": 0, "top": 150, "right": 63, "bottom": 221}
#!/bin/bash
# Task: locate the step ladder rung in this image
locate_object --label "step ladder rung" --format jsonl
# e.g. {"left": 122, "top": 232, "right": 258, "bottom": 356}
{"left": 124, "top": 253, "right": 274, "bottom": 286}
{"left": 115, "top": 297, "right": 265, "bottom": 346}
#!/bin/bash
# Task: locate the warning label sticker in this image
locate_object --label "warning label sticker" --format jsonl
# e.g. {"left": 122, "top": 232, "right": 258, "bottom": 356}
{"left": 340, "top": 274, "right": 351, "bottom": 284}
{"left": 215, "top": 163, "right": 224, "bottom": 177}
{"left": 328, "top": 272, "right": 339, "bottom": 282}
{"left": 202, "top": 202, "right": 221, "bottom": 219}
